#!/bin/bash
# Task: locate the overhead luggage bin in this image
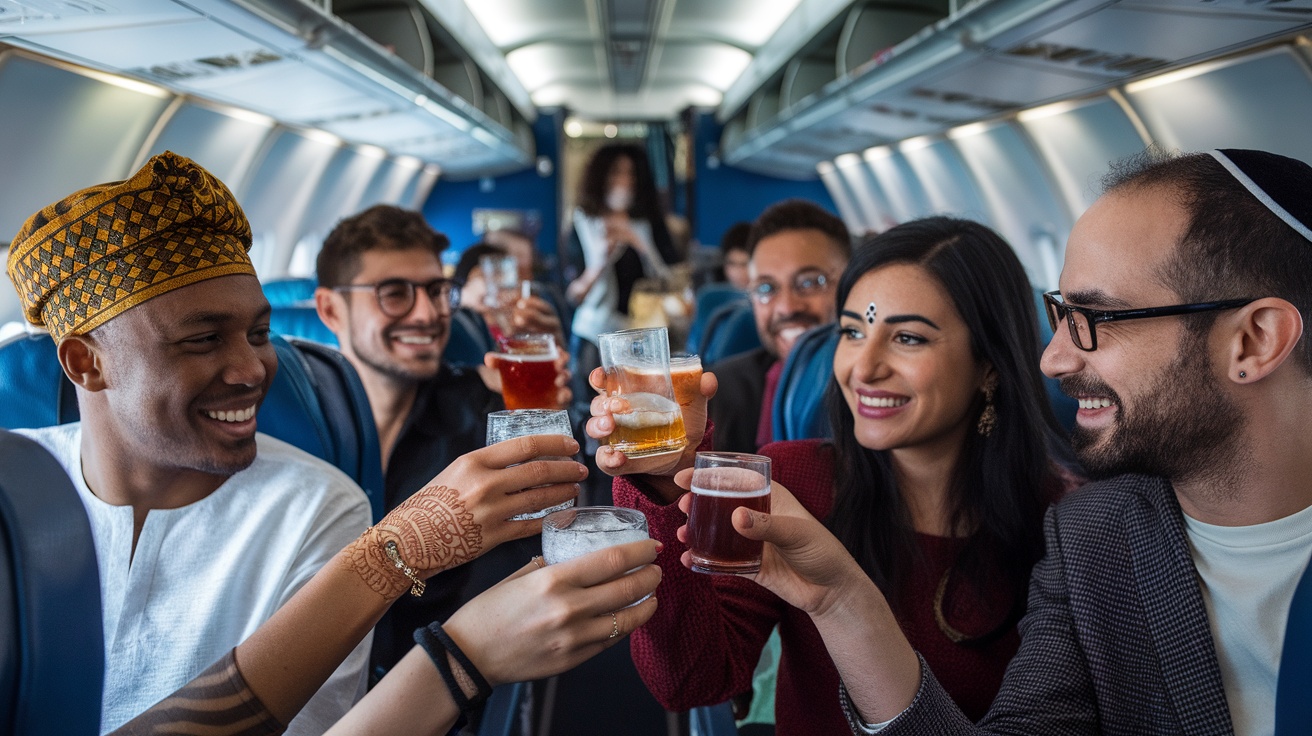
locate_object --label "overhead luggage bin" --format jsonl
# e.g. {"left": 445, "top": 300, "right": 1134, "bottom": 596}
{"left": 0, "top": 0, "right": 534, "bottom": 177}
{"left": 721, "top": 0, "right": 1312, "bottom": 178}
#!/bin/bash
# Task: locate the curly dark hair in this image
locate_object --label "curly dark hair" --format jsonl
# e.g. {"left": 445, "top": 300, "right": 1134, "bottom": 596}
{"left": 316, "top": 205, "right": 449, "bottom": 288}
{"left": 747, "top": 199, "right": 851, "bottom": 257}
{"left": 575, "top": 143, "right": 666, "bottom": 222}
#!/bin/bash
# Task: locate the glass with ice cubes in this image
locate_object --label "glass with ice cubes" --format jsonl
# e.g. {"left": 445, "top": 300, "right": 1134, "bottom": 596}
{"left": 486, "top": 409, "right": 577, "bottom": 521}
{"left": 541, "top": 507, "right": 652, "bottom": 604}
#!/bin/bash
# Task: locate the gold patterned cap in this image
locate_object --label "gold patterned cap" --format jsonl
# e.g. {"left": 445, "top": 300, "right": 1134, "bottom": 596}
{"left": 6, "top": 151, "right": 255, "bottom": 341}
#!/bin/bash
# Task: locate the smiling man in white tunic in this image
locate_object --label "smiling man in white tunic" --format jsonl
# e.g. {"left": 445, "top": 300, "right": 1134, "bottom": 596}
{"left": 5, "top": 151, "right": 371, "bottom": 734}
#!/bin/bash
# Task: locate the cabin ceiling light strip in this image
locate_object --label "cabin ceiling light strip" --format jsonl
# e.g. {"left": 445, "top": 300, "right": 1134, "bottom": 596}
{"left": 898, "top": 136, "right": 936, "bottom": 153}
{"left": 74, "top": 66, "right": 171, "bottom": 99}
{"left": 947, "top": 122, "right": 990, "bottom": 140}
{"left": 863, "top": 145, "right": 893, "bottom": 161}
{"left": 1016, "top": 99, "right": 1087, "bottom": 123}
{"left": 1123, "top": 55, "right": 1243, "bottom": 93}
{"left": 834, "top": 153, "right": 862, "bottom": 169}
{"left": 816, "top": 161, "right": 835, "bottom": 175}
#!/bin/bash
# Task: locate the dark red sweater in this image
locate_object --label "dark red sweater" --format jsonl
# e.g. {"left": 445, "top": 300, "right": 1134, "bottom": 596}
{"left": 614, "top": 439, "right": 1041, "bottom": 735}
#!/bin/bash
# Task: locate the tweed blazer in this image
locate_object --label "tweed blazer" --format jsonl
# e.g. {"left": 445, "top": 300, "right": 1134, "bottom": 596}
{"left": 876, "top": 473, "right": 1235, "bottom": 735}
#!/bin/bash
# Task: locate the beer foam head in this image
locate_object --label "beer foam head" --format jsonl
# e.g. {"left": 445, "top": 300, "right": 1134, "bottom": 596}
{"left": 691, "top": 466, "right": 770, "bottom": 495}
{"left": 612, "top": 392, "right": 680, "bottom": 428}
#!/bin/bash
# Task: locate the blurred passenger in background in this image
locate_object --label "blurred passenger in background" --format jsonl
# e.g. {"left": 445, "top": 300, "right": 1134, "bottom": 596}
{"left": 720, "top": 221, "right": 753, "bottom": 290}
{"left": 564, "top": 143, "right": 681, "bottom": 368}
{"left": 453, "top": 242, "right": 507, "bottom": 318}
{"left": 314, "top": 206, "right": 569, "bottom": 682}
{"left": 709, "top": 200, "right": 850, "bottom": 453}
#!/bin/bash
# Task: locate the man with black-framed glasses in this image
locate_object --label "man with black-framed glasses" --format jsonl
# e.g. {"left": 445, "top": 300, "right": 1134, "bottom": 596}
{"left": 313, "top": 205, "right": 573, "bottom": 687}
{"left": 709, "top": 199, "right": 851, "bottom": 454}
{"left": 693, "top": 149, "right": 1312, "bottom": 736}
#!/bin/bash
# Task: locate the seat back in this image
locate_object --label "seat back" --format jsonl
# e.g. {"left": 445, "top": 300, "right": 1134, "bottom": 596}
{"left": 772, "top": 325, "right": 837, "bottom": 442}
{"left": 270, "top": 305, "right": 340, "bottom": 347}
{"left": 447, "top": 308, "right": 495, "bottom": 368}
{"left": 262, "top": 277, "right": 318, "bottom": 307}
{"left": 266, "top": 336, "right": 386, "bottom": 522}
{"left": 1276, "top": 560, "right": 1312, "bottom": 734}
{"left": 700, "top": 302, "right": 762, "bottom": 366}
{"left": 0, "top": 430, "right": 103, "bottom": 735}
{"left": 0, "top": 333, "right": 77, "bottom": 429}
{"left": 0, "top": 332, "right": 385, "bottom": 522}
{"left": 687, "top": 284, "right": 747, "bottom": 354}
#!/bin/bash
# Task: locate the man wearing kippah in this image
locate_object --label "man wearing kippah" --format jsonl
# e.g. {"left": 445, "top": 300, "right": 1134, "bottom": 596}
{"left": 6, "top": 151, "right": 372, "bottom": 734}
{"left": 715, "top": 149, "right": 1312, "bottom": 735}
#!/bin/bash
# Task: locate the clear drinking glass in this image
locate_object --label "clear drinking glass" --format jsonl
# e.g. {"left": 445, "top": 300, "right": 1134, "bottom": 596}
{"left": 491, "top": 333, "right": 559, "bottom": 410}
{"left": 480, "top": 254, "right": 521, "bottom": 344}
{"left": 486, "top": 409, "right": 577, "bottom": 520}
{"left": 669, "top": 353, "right": 702, "bottom": 411}
{"left": 597, "top": 326, "right": 688, "bottom": 458}
{"left": 687, "top": 452, "right": 772, "bottom": 575}
{"left": 541, "top": 506, "right": 652, "bottom": 606}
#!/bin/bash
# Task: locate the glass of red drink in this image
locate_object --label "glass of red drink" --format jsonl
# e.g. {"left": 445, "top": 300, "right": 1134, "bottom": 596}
{"left": 687, "top": 452, "right": 771, "bottom": 575}
{"left": 492, "top": 333, "right": 560, "bottom": 410}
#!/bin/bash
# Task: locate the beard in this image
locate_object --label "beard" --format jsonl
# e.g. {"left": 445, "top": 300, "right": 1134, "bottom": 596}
{"left": 1065, "top": 329, "right": 1247, "bottom": 486}
{"left": 349, "top": 321, "right": 444, "bottom": 385}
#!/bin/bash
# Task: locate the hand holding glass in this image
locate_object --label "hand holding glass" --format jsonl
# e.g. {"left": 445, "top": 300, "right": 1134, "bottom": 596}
{"left": 492, "top": 334, "right": 560, "bottom": 410}
{"left": 542, "top": 506, "right": 652, "bottom": 606}
{"left": 486, "top": 409, "right": 577, "bottom": 520}
{"left": 687, "top": 452, "right": 772, "bottom": 575}
{"left": 597, "top": 327, "right": 688, "bottom": 458}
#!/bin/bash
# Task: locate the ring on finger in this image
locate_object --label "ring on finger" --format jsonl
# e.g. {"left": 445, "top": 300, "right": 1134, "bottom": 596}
{"left": 531, "top": 555, "right": 546, "bottom": 570}
{"left": 608, "top": 611, "right": 619, "bottom": 639}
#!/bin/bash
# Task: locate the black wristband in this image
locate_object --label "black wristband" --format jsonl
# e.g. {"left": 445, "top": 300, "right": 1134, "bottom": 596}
{"left": 430, "top": 623, "right": 494, "bottom": 703}
{"left": 414, "top": 625, "right": 477, "bottom": 716}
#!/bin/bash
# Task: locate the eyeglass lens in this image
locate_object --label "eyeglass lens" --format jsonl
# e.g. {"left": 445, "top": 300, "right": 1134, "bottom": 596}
{"left": 375, "top": 279, "right": 456, "bottom": 316}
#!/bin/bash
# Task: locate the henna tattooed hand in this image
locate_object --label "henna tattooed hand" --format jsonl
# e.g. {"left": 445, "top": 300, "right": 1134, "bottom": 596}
{"left": 346, "top": 434, "right": 587, "bottom": 599}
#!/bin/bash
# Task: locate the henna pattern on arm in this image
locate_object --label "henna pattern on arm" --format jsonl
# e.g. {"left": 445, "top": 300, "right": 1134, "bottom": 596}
{"left": 343, "top": 484, "right": 485, "bottom": 599}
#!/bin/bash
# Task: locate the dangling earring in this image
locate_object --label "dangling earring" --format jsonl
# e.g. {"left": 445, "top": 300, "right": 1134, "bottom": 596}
{"left": 977, "top": 381, "right": 997, "bottom": 437}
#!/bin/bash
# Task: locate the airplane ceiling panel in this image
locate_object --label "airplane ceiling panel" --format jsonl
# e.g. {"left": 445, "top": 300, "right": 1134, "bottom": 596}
{"left": 319, "top": 109, "right": 459, "bottom": 144}
{"left": 19, "top": 18, "right": 267, "bottom": 70}
{"left": 0, "top": 0, "right": 195, "bottom": 35}
{"left": 917, "top": 56, "right": 1113, "bottom": 109}
{"left": 175, "top": 58, "right": 391, "bottom": 124}
{"left": 1034, "top": 5, "right": 1311, "bottom": 61}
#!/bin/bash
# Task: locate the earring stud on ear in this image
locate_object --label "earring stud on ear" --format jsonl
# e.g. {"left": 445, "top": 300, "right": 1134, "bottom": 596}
{"left": 1239, "top": 371, "right": 1247, "bottom": 379}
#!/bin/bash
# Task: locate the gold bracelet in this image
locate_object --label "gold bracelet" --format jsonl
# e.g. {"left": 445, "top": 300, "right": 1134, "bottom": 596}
{"left": 384, "top": 540, "right": 426, "bottom": 597}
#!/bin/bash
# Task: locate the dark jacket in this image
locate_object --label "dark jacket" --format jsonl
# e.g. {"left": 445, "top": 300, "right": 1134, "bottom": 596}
{"left": 707, "top": 347, "right": 776, "bottom": 454}
{"left": 879, "top": 473, "right": 1233, "bottom": 735}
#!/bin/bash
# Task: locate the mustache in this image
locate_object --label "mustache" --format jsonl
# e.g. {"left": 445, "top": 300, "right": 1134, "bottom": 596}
{"left": 767, "top": 312, "right": 820, "bottom": 337}
{"left": 1059, "top": 374, "right": 1121, "bottom": 405}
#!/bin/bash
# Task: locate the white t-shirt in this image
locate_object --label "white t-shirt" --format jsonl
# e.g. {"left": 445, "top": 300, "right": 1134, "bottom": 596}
{"left": 1185, "top": 502, "right": 1312, "bottom": 736}
{"left": 18, "top": 424, "right": 372, "bottom": 735}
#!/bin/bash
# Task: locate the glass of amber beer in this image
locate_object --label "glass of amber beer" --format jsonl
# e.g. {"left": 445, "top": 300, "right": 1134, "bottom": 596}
{"left": 669, "top": 353, "right": 702, "bottom": 410}
{"left": 687, "top": 452, "right": 771, "bottom": 575}
{"left": 492, "top": 333, "right": 559, "bottom": 409}
{"left": 486, "top": 409, "right": 577, "bottom": 520}
{"left": 597, "top": 327, "right": 688, "bottom": 458}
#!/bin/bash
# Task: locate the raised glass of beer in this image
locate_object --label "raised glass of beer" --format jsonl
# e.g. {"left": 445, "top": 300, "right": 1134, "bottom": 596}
{"left": 486, "top": 409, "right": 577, "bottom": 520}
{"left": 687, "top": 452, "right": 771, "bottom": 575}
{"left": 492, "top": 333, "right": 559, "bottom": 410}
{"left": 669, "top": 353, "right": 702, "bottom": 410}
{"left": 598, "top": 326, "right": 688, "bottom": 458}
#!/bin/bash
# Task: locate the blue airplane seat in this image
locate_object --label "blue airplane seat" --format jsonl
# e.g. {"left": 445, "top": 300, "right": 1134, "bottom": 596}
{"left": 270, "top": 305, "right": 340, "bottom": 347}
{"left": 687, "top": 283, "right": 747, "bottom": 355}
{"left": 266, "top": 335, "right": 385, "bottom": 522}
{"left": 0, "top": 332, "right": 77, "bottom": 430}
{"left": 772, "top": 325, "right": 838, "bottom": 443}
{"left": 0, "top": 331, "right": 385, "bottom": 522}
{"left": 699, "top": 302, "right": 762, "bottom": 366}
{"left": 0, "top": 429, "right": 103, "bottom": 736}
{"left": 1033, "top": 289, "right": 1078, "bottom": 433}
{"left": 262, "top": 277, "right": 317, "bottom": 307}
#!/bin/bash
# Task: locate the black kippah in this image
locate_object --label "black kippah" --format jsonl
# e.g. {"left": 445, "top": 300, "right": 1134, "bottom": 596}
{"left": 1210, "top": 149, "right": 1312, "bottom": 243}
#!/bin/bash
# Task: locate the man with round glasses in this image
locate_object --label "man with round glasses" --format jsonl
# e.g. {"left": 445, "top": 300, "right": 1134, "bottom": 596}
{"left": 314, "top": 204, "right": 559, "bottom": 682}
{"left": 709, "top": 199, "right": 851, "bottom": 453}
